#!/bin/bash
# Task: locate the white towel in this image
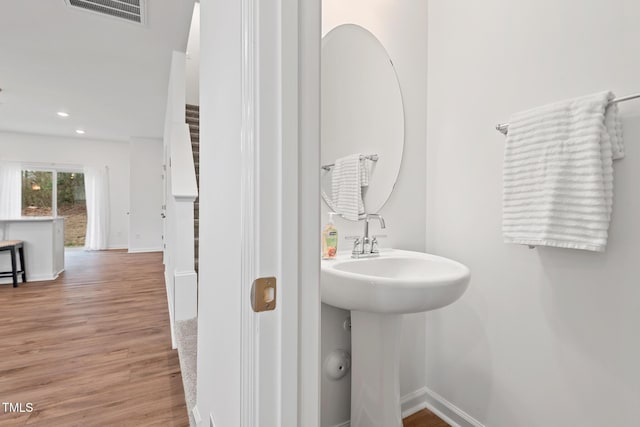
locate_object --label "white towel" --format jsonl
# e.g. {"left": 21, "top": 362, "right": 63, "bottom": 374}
{"left": 332, "top": 154, "right": 368, "bottom": 220}
{"left": 503, "top": 91, "right": 624, "bottom": 252}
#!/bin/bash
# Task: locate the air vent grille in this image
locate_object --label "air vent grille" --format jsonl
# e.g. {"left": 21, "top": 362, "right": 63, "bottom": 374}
{"left": 66, "top": 0, "right": 146, "bottom": 24}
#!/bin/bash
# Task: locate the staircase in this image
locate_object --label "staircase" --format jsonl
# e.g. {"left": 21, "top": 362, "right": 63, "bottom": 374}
{"left": 186, "top": 104, "right": 199, "bottom": 272}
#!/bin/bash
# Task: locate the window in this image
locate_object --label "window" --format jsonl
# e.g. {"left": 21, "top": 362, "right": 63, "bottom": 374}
{"left": 21, "top": 169, "right": 87, "bottom": 247}
{"left": 21, "top": 170, "right": 53, "bottom": 216}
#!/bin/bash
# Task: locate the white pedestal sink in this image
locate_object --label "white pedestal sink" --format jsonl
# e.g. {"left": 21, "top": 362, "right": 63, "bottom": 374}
{"left": 321, "top": 249, "right": 471, "bottom": 427}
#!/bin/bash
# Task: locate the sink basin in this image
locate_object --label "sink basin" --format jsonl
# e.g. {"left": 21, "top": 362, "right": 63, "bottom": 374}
{"left": 321, "top": 249, "right": 471, "bottom": 314}
{"left": 321, "top": 249, "right": 471, "bottom": 427}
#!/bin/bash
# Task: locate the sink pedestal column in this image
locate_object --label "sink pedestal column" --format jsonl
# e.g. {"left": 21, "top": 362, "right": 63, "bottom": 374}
{"left": 350, "top": 310, "right": 403, "bottom": 427}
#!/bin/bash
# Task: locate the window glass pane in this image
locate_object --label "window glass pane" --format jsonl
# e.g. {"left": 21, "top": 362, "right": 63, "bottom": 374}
{"left": 22, "top": 170, "right": 53, "bottom": 216}
{"left": 57, "top": 172, "right": 87, "bottom": 247}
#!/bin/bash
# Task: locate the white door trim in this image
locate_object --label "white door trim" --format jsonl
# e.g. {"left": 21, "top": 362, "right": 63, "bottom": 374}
{"left": 297, "top": 0, "right": 322, "bottom": 426}
{"left": 234, "top": 0, "right": 322, "bottom": 425}
{"left": 240, "top": 0, "right": 257, "bottom": 424}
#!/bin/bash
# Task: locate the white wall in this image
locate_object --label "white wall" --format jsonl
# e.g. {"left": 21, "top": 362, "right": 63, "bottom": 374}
{"left": 426, "top": 1, "right": 640, "bottom": 426}
{"left": 185, "top": 3, "right": 200, "bottom": 106}
{"left": 197, "top": 0, "right": 243, "bottom": 425}
{"left": 0, "top": 131, "right": 130, "bottom": 249}
{"left": 321, "top": 1, "right": 428, "bottom": 425}
{"left": 129, "top": 137, "right": 163, "bottom": 252}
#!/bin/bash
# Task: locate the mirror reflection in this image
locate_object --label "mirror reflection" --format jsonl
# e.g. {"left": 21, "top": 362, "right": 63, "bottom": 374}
{"left": 321, "top": 24, "right": 405, "bottom": 221}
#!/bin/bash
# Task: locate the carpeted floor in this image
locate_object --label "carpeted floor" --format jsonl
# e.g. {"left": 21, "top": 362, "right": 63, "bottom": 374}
{"left": 175, "top": 317, "right": 198, "bottom": 427}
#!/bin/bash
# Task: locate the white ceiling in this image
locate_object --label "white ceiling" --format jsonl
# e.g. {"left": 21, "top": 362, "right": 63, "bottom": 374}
{"left": 0, "top": 0, "right": 195, "bottom": 142}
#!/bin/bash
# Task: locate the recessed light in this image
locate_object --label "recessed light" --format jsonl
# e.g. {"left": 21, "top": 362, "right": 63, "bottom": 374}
{"left": 57, "top": 111, "right": 69, "bottom": 117}
{"left": 75, "top": 129, "right": 85, "bottom": 134}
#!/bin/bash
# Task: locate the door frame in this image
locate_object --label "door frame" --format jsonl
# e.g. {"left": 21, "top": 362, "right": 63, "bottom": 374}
{"left": 238, "top": 0, "right": 321, "bottom": 425}
{"left": 197, "top": 0, "right": 321, "bottom": 424}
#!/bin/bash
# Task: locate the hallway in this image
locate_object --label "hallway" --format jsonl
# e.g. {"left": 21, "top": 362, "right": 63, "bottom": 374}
{"left": 0, "top": 250, "right": 188, "bottom": 426}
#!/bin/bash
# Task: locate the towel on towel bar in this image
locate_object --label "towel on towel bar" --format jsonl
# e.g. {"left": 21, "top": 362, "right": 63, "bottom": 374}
{"left": 332, "top": 154, "right": 369, "bottom": 221}
{"left": 503, "top": 91, "right": 624, "bottom": 252}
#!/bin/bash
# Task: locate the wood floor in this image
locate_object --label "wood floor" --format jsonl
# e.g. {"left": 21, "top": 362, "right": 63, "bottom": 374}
{"left": 404, "top": 408, "right": 450, "bottom": 427}
{"left": 0, "top": 249, "right": 188, "bottom": 427}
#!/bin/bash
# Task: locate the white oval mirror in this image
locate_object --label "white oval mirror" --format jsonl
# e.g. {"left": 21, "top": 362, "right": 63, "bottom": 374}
{"left": 321, "top": 24, "right": 405, "bottom": 220}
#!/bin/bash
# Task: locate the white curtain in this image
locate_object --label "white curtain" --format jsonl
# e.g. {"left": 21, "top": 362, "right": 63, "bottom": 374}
{"left": 0, "top": 162, "right": 22, "bottom": 219}
{"left": 84, "top": 166, "right": 110, "bottom": 250}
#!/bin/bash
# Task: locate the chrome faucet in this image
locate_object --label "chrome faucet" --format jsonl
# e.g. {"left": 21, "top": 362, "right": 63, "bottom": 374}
{"left": 350, "top": 214, "right": 386, "bottom": 258}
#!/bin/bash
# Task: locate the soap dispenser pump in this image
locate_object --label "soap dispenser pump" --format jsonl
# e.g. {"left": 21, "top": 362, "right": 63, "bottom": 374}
{"left": 322, "top": 212, "right": 339, "bottom": 260}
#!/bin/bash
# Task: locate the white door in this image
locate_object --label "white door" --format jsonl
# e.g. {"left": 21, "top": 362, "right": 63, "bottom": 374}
{"left": 197, "top": 1, "right": 320, "bottom": 426}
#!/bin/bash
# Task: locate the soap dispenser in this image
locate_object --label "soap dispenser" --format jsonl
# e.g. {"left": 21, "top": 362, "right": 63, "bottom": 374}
{"left": 322, "top": 212, "right": 338, "bottom": 259}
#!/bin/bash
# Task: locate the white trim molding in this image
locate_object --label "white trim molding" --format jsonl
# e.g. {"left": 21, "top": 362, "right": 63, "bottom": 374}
{"left": 401, "top": 386, "right": 485, "bottom": 427}
{"left": 401, "top": 387, "right": 430, "bottom": 419}
{"left": 239, "top": 0, "right": 258, "bottom": 424}
{"left": 164, "top": 270, "right": 177, "bottom": 349}
{"left": 192, "top": 405, "right": 202, "bottom": 425}
{"left": 174, "top": 271, "right": 198, "bottom": 321}
{"left": 127, "top": 247, "right": 163, "bottom": 254}
{"left": 107, "top": 245, "right": 129, "bottom": 250}
{"left": 297, "top": 0, "right": 322, "bottom": 425}
{"left": 331, "top": 387, "right": 484, "bottom": 427}
{"left": 0, "top": 272, "right": 60, "bottom": 284}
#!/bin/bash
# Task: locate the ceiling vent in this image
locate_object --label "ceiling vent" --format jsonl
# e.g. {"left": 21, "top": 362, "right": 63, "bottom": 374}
{"left": 65, "top": 0, "right": 146, "bottom": 25}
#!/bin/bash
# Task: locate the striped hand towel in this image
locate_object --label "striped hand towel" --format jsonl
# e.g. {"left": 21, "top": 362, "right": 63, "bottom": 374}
{"left": 503, "top": 91, "right": 624, "bottom": 252}
{"left": 332, "top": 154, "right": 367, "bottom": 221}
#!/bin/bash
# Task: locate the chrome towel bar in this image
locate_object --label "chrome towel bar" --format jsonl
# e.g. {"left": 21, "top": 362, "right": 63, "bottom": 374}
{"left": 321, "top": 154, "right": 379, "bottom": 171}
{"left": 496, "top": 92, "right": 640, "bottom": 135}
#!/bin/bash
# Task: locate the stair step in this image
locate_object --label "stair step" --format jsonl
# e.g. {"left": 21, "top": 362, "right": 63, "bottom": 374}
{"left": 187, "top": 104, "right": 200, "bottom": 273}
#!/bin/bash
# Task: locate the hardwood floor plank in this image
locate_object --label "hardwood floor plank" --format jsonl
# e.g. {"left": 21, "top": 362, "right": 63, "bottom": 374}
{"left": 0, "top": 250, "right": 188, "bottom": 426}
{"left": 403, "top": 408, "right": 451, "bottom": 427}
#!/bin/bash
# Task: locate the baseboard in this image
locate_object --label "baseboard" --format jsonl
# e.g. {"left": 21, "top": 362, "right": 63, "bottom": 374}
{"left": 411, "top": 386, "right": 485, "bottom": 427}
{"left": 0, "top": 272, "right": 58, "bottom": 285}
{"left": 330, "top": 386, "right": 484, "bottom": 427}
{"left": 192, "top": 405, "right": 201, "bottom": 426}
{"left": 401, "top": 387, "right": 430, "bottom": 418}
{"left": 128, "top": 247, "right": 163, "bottom": 254}
{"left": 174, "top": 270, "right": 198, "bottom": 320}
{"left": 164, "top": 270, "right": 177, "bottom": 349}
{"left": 107, "top": 245, "right": 128, "bottom": 250}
